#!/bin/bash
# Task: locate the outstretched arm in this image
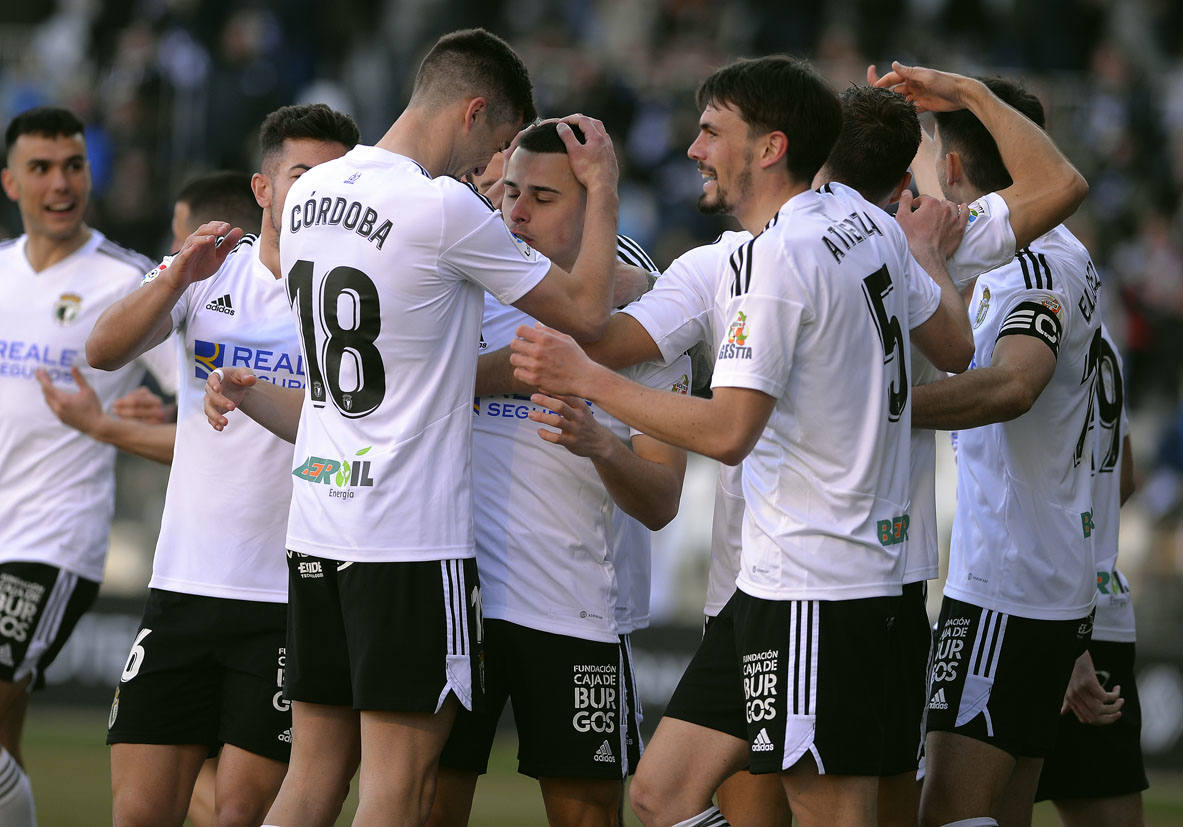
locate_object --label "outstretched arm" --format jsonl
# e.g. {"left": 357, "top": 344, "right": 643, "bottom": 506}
{"left": 204, "top": 367, "right": 303, "bottom": 444}
{"left": 511, "top": 324, "right": 774, "bottom": 465}
{"left": 37, "top": 368, "right": 175, "bottom": 464}
{"left": 875, "top": 62, "right": 1087, "bottom": 247}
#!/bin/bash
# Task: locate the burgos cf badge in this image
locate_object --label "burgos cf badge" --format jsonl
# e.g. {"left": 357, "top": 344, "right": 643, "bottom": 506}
{"left": 53, "top": 292, "right": 82, "bottom": 325}
{"left": 293, "top": 446, "right": 376, "bottom": 500}
{"left": 717, "top": 310, "right": 753, "bottom": 360}
{"left": 194, "top": 339, "right": 225, "bottom": 380}
{"left": 973, "top": 286, "right": 991, "bottom": 329}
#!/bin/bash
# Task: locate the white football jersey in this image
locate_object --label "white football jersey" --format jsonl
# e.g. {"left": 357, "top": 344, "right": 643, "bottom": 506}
{"left": 281, "top": 146, "right": 551, "bottom": 562}
{"left": 147, "top": 238, "right": 298, "bottom": 601}
{"left": 1091, "top": 324, "right": 1134, "bottom": 642}
{"left": 0, "top": 231, "right": 174, "bottom": 582}
{"left": 947, "top": 192, "right": 1016, "bottom": 289}
{"left": 947, "top": 225, "right": 1101, "bottom": 620}
{"left": 474, "top": 241, "right": 689, "bottom": 641}
{"left": 621, "top": 231, "right": 752, "bottom": 617}
{"left": 712, "top": 183, "right": 940, "bottom": 601}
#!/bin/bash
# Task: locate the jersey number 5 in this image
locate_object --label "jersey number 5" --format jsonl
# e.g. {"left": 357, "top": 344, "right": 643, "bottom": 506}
{"left": 287, "top": 259, "right": 385, "bottom": 418}
{"left": 862, "top": 265, "right": 908, "bottom": 422}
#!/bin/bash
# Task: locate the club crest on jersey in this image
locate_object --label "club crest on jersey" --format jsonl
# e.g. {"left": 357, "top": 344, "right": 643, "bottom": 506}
{"left": 718, "top": 311, "right": 752, "bottom": 360}
{"left": 293, "top": 446, "right": 375, "bottom": 498}
{"left": 53, "top": 292, "right": 82, "bottom": 325}
{"left": 973, "top": 286, "right": 991, "bottom": 329}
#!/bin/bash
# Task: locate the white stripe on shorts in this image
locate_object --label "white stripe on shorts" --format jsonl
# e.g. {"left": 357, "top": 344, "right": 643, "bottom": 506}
{"left": 20, "top": 570, "right": 75, "bottom": 682}
{"left": 439, "top": 560, "right": 469, "bottom": 657}
{"left": 788, "top": 600, "right": 820, "bottom": 716}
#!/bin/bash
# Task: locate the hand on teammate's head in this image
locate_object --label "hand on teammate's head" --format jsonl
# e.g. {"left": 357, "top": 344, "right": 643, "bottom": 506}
{"left": 873, "top": 62, "right": 973, "bottom": 114}
{"left": 556, "top": 114, "right": 619, "bottom": 192}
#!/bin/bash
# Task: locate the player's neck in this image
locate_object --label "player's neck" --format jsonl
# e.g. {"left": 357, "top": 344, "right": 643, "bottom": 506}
{"left": 375, "top": 109, "right": 453, "bottom": 178}
{"left": 259, "top": 212, "right": 281, "bottom": 278}
{"left": 736, "top": 181, "right": 808, "bottom": 236}
{"left": 22, "top": 224, "right": 92, "bottom": 272}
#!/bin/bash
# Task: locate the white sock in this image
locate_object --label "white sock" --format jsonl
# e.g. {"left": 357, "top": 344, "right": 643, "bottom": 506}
{"left": 0, "top": 747, "right": 35, "bottom": 827}
{"left": 673, "top": 805, "right": 730, "bottom": 827}
{"left": 940, "top": 819, "right": 998, "bottom": 826}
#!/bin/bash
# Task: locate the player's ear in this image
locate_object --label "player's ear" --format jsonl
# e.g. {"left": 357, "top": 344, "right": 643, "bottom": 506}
{"left": 943, "top": 152, "right": 961, "bottom": 188}
{"left": 464, "top": 97, "right": 487, "bottom": 132}
{"left": 250, "top": 172, "right": 270, "bottom": 210}
{"left": 888, "top": 171, "right": 912, "bottom": 205}
{"left": 760, "top": 130, "right": 789, "bottom": 169}
{"left": 0, "top": 168, "right": 16, "bottom": 202}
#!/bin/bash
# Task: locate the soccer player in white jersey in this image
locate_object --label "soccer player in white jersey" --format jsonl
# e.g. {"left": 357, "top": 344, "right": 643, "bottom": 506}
{"left": 428, "top": 120, "right": 689, "bottom": 827}
{"left": 38, "top": 171, "right": 263, "bottom": 469}
{"left": 0, "top": 106, "right": 175, "bottom": 826}
{"left": 203, "top": 29, "right": 623, "bottom": 825}
{"left": 510, "top": 56, "right": 973, "bottom": 826}
{"left": 1035, "top": 324, "right": 1146, "bottom": 823}
{"left": 86, "top": 103, "right": 359, "bottom": 827}
{"left": 876, "top": 67, "right": 1101, "bottom": 825}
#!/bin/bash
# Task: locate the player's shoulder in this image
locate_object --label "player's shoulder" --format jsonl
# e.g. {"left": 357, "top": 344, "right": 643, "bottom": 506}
{"left": 93, "top": 231, "right": 155, "bottom": 276}
{"left": 616, "top": 234, "right": 659, "bottom": 274}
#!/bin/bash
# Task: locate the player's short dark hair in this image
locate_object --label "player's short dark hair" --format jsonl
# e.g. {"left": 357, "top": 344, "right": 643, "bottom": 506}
{"left": 696, "top": 56, "right": 841, "bottom": 184}
{"left": 4, "top": 107, "right": 86, "bottom": 165}
{"left": 412, "top": 28, "right": 536, "bottom": 126}
{"left": 258, "top": 103, "right": 360, "bottom": 169}
{"left": 176, "top": 171, "right": 262, "bottom": 235}
{"left": 823, "top": 85, "right": 920, "bottom": 205}
{"left": 934, "top": 77, "right": 1046, "bottom": 195}
{"left": 516, "top": 121, "right": 586, "bottom": 154}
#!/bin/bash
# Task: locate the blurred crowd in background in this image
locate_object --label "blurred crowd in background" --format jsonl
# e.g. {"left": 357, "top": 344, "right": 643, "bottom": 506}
{"left": 3, "top": 0, "right": 1183, "bottom": 633}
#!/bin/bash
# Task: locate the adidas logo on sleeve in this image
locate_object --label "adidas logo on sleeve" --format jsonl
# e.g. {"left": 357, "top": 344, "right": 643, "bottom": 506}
{"left": 752, "top": 727, "right": 775, "bottom": 752}
{"left": 205, "top": 294, "right": 235, "bottom": 315}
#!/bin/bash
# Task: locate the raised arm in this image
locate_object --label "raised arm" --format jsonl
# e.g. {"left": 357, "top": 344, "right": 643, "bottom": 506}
{"left": 876, "top": 62, "right": 1087, "bottom": 248}
{"left": 88, "top": 222, "right": 244, "bottom": 370}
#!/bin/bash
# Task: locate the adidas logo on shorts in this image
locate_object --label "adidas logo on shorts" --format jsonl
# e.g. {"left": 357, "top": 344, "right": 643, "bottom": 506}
{"left": 278, "top": 728, "right": 292, "bottom": 743}
{"left": 752, "top": 728, "right": 775, "bottom": 752}
{"left": 928, "top": 687, "right": 949, "bottom": 710}
{"left": 0, "top": 644, "right": 13, "bottom": 668}
{"left": 593, "top": 739, "right": 616, "bottom": 763}
{"left": 205, "top": 294, "right": 235, "bottom": 315}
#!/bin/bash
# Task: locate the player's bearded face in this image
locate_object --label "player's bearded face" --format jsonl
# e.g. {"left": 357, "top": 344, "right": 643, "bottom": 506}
{"left": 689, "top": 103, "right": 756, "bottom": 217}
{"left": 1, "top": 133, "right": 91, "bottom": 242}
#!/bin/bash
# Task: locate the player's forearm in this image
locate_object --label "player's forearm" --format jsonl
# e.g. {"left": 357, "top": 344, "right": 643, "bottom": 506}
{"left": 961, "top": 79, "right": 1087, "bottom": 247}
{"left": 476, "top": 348, "right": 534, "bottom": 397}
{"left": 89, "top": 418, "right": 176, "bottom": 464}
{"left": 916, "top": 261, "right": 973, "bottom": 374}
{"left": 564, "top": 186, "right": 620, "bottom": 341}
{"left": 238, "top": 382, "right": 304, "bottom": 444}
{"left": 582, "top": 367, "right": 757, "bottom": 465}
{"left": 910, "top": 131, "right": 943, "bottom": 198}
{"left": 87, "top": 278, "right": 184, "bottom": 371}
{"left": 912, "top": 365, "right": 1038, "bottom": 429}
{"left": 584, "top": 312, "right": 663, "bottom": 371}
{"left": 591, "top": 439, "right": 684, "bottom": 530}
